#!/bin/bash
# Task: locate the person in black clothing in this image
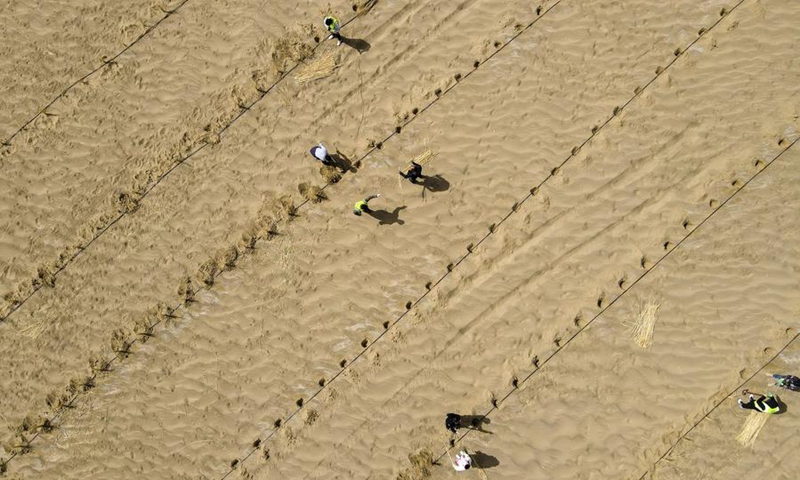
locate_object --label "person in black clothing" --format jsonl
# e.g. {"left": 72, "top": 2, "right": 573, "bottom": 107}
{"left": 773, "top": 374, "right": 800, "bottom": 392}
{"left": 445, "top": 413, "right": 461, "bottom": 433}
{"left": 399, "top": 161, "right": 425, "bottom": 184}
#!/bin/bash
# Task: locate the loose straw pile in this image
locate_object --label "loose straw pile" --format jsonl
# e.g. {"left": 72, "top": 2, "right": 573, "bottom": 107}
{"left": 18, "top": 317, "right": 49, "bottom": 339}
{"left": 628, "top": 300, "right": 660, "bottom": 349}
{"left": 294, "top": 50, "right": 338, "bottom": 84}
{"left": 736, "top": 410, "right": 770, "bottom": 448}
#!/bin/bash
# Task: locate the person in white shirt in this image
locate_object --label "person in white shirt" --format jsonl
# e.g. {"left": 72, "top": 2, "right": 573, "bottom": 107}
{"left": 452, "top": 450, "right": 472, "bottom": 471}
{"left": 309, "top": 142, "right": 335, "bottom": 166}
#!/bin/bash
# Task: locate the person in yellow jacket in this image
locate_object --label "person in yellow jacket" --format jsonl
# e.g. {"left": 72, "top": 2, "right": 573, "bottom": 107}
{"left": 738, "top": 392, "right": 781, "bottom": 414}
{"left": 353, "top": 194, "right": 380, "bottom": 216}
{"left": 324, "top": 15, "right": 343, "bottom": 46}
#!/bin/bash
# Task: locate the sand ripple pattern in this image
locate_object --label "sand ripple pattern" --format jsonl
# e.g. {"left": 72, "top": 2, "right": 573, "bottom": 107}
{"left": 233, "top": 1, "right": 799, "bottom": 478}
{"left": 1, "top": 2, "right": 552, "bottom": 476}
{"left": 0, "top": 0, "right": 172, "bottom": 141}
{"left": 0, "top": 0, "right": 348, "bottom": 308}
{"left": 2, "top": 0, "right": 799, "bottom": 479}
{"left": 0, "top": 0, "right": 190, "bottom": 149}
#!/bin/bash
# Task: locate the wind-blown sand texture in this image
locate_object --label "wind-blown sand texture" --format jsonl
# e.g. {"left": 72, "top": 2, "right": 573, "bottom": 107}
{"left": 1, "top": 0, "right": 799, "bottom": 478}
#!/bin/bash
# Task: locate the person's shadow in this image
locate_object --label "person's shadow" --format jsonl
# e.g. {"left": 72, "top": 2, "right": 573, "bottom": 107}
{"left": 470, "top": 451, "right": 500, "bottom": 469}
{"left": 341, "top": 36, "right": 371, "bottom": 54}
{"left": 331, "top": 150, "right": 358, "bottom": 173}
{"left": 459, "top": 415, "right": 492, "bottom": 434}
{"left": 367, "top": 206, "right": 406, "bottom": 226}
{"left": 775, "top": 395, "right": 789, "bottom": 414}
{"left": 421, "top": 174, "right": 450, "bottom": 198}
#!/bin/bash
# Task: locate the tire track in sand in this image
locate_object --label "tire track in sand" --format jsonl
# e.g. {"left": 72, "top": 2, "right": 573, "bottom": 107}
{"left": 430, "top": 135, "right": 800, "bottom": 468}
{"left": 202, "top": 3, "right": 754, "bottom": 478}
{"left": 0, "top": 0, "right": 547, "bottom": 475}
{"left": 252, "top": 4, "right": 799, "bottom": 476}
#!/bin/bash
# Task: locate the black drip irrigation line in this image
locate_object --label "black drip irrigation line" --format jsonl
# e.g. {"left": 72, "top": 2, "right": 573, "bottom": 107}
{"left": 216, "top": 3, "right": 572, "bottom": 480}
{"left": 1, "top": 0, "right": 191, "bottom": 149}
{"left": 2, "top": 2, "right": 363, "bottom": 150}
{"left": 217, "top": 1, "right": 755, "bottom": 477}
{"left": 0, "top": 219, "right": 306, "bottom": 473}
{"left": 0, "top": 0, "right": 558, "bottom": 325}
{"left": 635, "top": 330, "right": 800, "bottom": 480}
{"left": 0, "top": 344, "right": 129, "bottom": 471}
{"left": 0, "top": 0, "right": 560, "bottom": 325}
{"left": 213, "top": 9, "right": 364, "bottom": 139}
{"left": 431, "top": 134, "right": 800, "bottom": 467}
{"left": 1, "top": 205, "right": 130, "bottom": 323}
{"left": 0, "top": 10, "right": 364, "bottom": 324}
{"left": 0, "top": 3, "right": 563, "bottom": 473}
{"left": 1, "top": 0, "right": 743, "bottom": 473}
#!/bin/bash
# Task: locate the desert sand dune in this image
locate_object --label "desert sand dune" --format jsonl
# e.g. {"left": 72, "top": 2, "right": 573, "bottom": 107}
{"left": 0, "top": 0, "right": 352, "bottom": 298}
{"left": 6, "top": 0, "right": 785, "bottom": 476}
{"left": 0, "top": 0, "right": 553, "bottom": 467}
{"left": 649, "top": 338, "right": 800, "bottom": 480}
{"left": 0, "top": 0, "right": 166, "bottom": 141}
{"left": 1, "top": 0, "right": 798, "bottom": 479}
{"left": 429, "top": 152, "right": 800, "bottom": 480}
{"left": 247, "top": 136, "right": 799, "bottom": 478}
{"left": 228, "top": 4, "right": 800, "bottom": 476}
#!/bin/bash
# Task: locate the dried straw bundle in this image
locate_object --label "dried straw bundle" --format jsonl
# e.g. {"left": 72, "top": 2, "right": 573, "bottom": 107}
{"left": 18, "top": 317, "right": 49, "bottom": 339}
{"left": 736, "top": 410, "right": 769, "bottom": 448}
{"left": 411, "top": 149, "right": 437, "bottom": 166}
{"left": 295, "top": 50, "right": 338, "bottom": 84}
{"left": 628, "top": 300, "right": 660, "bottom": 349}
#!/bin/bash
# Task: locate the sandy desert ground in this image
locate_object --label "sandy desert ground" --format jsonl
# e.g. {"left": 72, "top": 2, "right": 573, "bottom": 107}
{"left": 1, "top": 0, "right": 798, "bottom": 478}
